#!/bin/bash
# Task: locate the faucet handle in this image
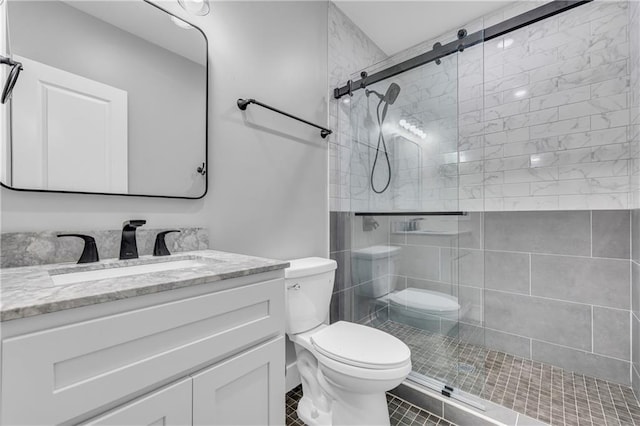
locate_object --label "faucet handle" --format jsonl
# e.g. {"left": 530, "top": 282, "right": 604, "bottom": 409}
{"left": 153, "top": 230, "right": 181, "bottom": 256}
{"left": 57, "top": 234, "right": 99, "bottom": 264}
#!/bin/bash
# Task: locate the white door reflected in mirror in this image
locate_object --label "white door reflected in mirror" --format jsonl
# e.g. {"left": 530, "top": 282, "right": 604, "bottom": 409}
{"left": 12, "top": 56, "right": 128, "bottom": 193}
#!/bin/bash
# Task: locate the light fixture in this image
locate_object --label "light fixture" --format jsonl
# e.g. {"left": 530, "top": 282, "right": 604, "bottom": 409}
{"left": 497, "top": 38, "right": 514, "bottom": 49}
{"left": 171, "top": 16, "right": 194, "bottom": 29}
{"left": 399, "top": 119, "right": 407, "bottom": 127}
{"left": 177, "top": 0, "right": 210, "bottom": 16}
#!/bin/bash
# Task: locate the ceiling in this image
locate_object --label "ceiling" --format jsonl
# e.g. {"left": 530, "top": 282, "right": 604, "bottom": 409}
{"left": 333, "top": 1, "right": 514, "bottom": 56}
{"left": 62, "top": 0, "right": 206, "bottom": 65}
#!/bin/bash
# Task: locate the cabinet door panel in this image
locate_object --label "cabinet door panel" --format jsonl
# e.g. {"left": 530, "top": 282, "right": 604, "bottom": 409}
{"left": 83, "top": 378, "right": 191, "bottom": 426}
{"left": 193, "top": 337, "right": 285, "bottom": 426}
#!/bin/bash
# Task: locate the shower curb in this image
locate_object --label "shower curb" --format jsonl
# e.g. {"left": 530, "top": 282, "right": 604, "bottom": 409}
{"left": 390, "top": 380, "right": 548, "bottom": 426}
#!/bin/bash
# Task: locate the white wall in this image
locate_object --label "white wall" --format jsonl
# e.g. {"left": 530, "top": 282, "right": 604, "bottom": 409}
{"left": 1, "top": 0, "right": 329, "bottom": 260}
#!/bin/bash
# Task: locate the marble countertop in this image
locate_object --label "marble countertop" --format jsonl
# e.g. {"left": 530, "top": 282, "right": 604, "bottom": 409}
{"left": 0, "top": 250, "right": 289, "bottom": 322}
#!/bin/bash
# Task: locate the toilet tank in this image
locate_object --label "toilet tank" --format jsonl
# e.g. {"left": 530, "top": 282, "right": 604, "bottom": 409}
{"left": 352, "top": 245, "right": 401, "bottom": 298}
{"left": 285, "top": 257, "right": 337, "bottom": 335}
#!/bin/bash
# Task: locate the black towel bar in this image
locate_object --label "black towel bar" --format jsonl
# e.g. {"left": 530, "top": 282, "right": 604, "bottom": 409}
{"left": 237, "top": 98, "right": 332, "bottom": 139}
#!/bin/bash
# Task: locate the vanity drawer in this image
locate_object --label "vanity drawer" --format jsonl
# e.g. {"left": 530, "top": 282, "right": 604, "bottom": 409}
{"left": 1, "top": 278, "right": 284, "bottom": 425}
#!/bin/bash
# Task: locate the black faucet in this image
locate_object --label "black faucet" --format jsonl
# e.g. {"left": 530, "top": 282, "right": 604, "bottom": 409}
{"left": 119, "top": 220, "right": 146, "bottom": 260}
{"left": 154, "top": 230, "right": 181, "bottom": 256}
{"left": 57, "top": 234, "right": 99, "bottom": 263}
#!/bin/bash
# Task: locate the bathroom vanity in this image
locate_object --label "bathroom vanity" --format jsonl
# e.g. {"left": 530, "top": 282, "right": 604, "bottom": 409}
{"left": 0, "top": 250, "right": 288, "bottom": 425}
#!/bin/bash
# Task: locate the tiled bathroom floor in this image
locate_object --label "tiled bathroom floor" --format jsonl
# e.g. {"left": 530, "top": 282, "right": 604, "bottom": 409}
{"left": 377, "top": 320, "right": 640, "bottom": 426}
{"left": 285, "top": 385, "right": 455, "bottom": 426}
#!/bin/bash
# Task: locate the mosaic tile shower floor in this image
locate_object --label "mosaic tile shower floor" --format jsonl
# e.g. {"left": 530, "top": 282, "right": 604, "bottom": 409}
{"left": 376, "top": 320, "right": 640, "bottom": 426}
{"left": 285, "top": 385, "right": 455, "bottom": 426}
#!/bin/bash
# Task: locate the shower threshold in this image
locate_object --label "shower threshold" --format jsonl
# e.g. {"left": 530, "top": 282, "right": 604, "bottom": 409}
{"left": 407, "top": 371, "right": 486, "bottom": 412}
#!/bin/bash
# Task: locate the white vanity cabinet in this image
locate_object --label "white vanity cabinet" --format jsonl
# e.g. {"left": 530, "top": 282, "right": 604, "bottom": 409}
{"left": 0, "top": 271, "right": 286, "bottom": 425}
{"left": 193, "top": 337, "right": 284, "bottom": 426}
{"left": 83, "top": 378, "right": 193, "bottom": 426}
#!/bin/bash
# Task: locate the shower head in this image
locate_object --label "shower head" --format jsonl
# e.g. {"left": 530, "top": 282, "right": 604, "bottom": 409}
{"left": 365, "top": 83, "right": 401, "bottom": 105}
{"left": 384, "top": 83, "right": 401, "bottom": 105}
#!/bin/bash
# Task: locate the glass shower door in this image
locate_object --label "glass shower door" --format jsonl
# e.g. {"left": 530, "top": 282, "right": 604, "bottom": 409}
{"left": 347, "top": 40, "right": 486, "bottom": 402}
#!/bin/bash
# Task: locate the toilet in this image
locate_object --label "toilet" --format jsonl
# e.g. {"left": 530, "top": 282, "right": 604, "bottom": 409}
{"left": 352, "top": 245, "right": 463, "bottom": 335}
{"left": 285, "top": 257, "right": 412, "bottom": 426}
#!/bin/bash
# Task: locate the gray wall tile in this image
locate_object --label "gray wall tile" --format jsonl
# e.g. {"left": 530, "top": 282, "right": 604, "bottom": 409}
{"left": 459, "top": 212, "right": 483, "bottom": 249}
{"left": 485, "top": 211, "right": 591, "bottom": 256}
{"left": 329, "top": 288, "right": 352, "bottom": 324}
{"left": 592, "top": 210, "right": 630, "bottom": 259}
{"left": 532, "top": 340, "right": 630, "bottom": 385}
{"left": 352, "top": 281, "right": 386, "bottom": 323}
{"left": 406, "top": 233, "right": 459, "bottom": 248}
{"left": 593, "top": 307, "right": 630, "bottom": 360}
{"left": 485, "top": 251, "right": 530, "bottom": 294}
{"left": 456, "top": 322, "right": 487, "bottom": 346}
{"left": 329, "top": 250, "right": 351, "bottom": 292}
{"left": 531, "top": 254, "right": 630, "bottom": 309}
{"left": 634, "top": 261, "right": 640, "bottom": 316}
{"left": 459, "top": 249, "right": 485, "bottom": 287}
{"left": 633, "top": 210, "right": 640, "bottom": 263}
{"left": 633, "top": 314, "right": 640, "bottom": 380}
{"left": 485, "top": 328, "right": 532, "bottom": 359}
{"left": 460, "top": 285, "right": 483, "bottom": 325}
{"left": 329, "top": 211, "right": 351, "bottom": 252}
{"left": 485, "top": 290, "right": 592, "bottom": 350}
{"left": 352, "top": 216, "right": 390, "bottom": 250}
{"left": 398, "top": 244, "right": 440, "bottom": 281}
{"left": 633, "top": 366, "right": 640, "bottom": 402}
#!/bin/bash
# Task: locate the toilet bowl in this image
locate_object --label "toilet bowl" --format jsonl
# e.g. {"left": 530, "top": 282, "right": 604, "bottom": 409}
{"left": 286, "top": 257, "right": 411, "bottom": 426}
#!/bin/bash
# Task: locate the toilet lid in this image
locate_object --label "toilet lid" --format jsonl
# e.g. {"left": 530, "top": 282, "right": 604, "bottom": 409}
{"left": 310, "top": 321, "right": 411, "bottom": 369}
{"left": 389, "top": 288, "right": 460, "bottom": 313}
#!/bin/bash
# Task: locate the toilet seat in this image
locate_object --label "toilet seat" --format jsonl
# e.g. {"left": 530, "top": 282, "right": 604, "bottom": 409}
{"left": 310, "top": 321, "right": 410, "bottom": 370}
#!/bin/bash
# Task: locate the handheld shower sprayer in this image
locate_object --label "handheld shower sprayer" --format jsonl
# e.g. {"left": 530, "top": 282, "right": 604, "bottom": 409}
{"left": 366, "top": 82, "right": 401, "bottom": 194}
{"left": 365, "top": 83, "right": 401, "bottom": 105}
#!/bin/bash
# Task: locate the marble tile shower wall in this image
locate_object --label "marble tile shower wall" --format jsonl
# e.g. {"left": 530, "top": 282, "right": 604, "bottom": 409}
{"left": 630, "top": 0, "right": 640, "bottom": 208}
{"left": 475, "top": 0, "right": 632, "bottom": 211}
{"left": 329, "top": 0, "right": 637, "bottom": 212}
{"left": 328, "top": 3, "right": 386, "bottom": 212}
{"left": 331, "top": 210, "right": 634, "bottom": 386}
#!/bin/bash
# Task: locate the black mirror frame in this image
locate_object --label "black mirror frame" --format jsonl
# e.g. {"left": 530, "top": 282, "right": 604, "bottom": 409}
{"left": 0, "top": 0, "right": 209, "bottom": 200}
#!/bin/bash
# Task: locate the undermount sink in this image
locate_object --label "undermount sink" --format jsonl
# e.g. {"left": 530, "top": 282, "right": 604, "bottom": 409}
{"left": 49, "top": 258, "right": 211, "bottom": 286}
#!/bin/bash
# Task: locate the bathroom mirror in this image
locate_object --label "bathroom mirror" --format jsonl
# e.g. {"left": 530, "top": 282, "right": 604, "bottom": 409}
{"left": 1, "top": 0, "right": 208, "bottom": 199}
